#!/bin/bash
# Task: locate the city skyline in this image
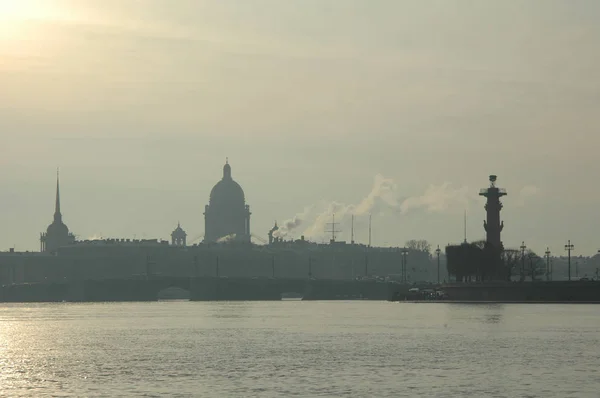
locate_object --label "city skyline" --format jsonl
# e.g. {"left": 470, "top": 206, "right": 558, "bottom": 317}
{"left": 1, "top": 163, "right": 597, "bottom": 258}
{"left": 1, "top": 1, "right": 600, "bottom": 254}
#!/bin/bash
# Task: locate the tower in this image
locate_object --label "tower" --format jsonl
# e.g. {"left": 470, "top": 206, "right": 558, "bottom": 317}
{"left": 479, "top": 175, "right": 507, "bottom": 249}
{"left": 268, "top": 221, "right": 279, "bottom": 244}
{"left": 171, "top": 222, "right": 187, "bottom": 246}
{"left": 203, "top": 159, "right": 251, "bottom": 243}
{"left": 40, "top": 170, "right": 75, "bottom": 252}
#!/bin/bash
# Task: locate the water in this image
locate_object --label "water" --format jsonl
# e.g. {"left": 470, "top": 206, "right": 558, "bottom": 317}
{"left": 1, "top": 302, "right": 599, "bottom": 397}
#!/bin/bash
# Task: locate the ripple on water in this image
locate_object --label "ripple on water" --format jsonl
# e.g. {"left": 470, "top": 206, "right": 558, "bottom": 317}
{"left": 0, "top": 302, "right": 600, "bottom": 397}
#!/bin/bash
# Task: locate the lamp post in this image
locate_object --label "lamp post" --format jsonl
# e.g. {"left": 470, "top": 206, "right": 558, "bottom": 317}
{"left": 565, "top": 240, "right": 574, "bottom": 281}
{"left": 597, "top": 249, "right": 600, "bottom": 281}
{"left": 401, "top": 248, "right": 409, "bottom": 283}
{"left": 435, "top": 245, "right": 441, "bottom": 284}
{"left": 528, "top": 253, "right": 537, "bottom": 282}
{"left": 544, "top": 248, "right": 551, "bottom": 281}
{"left": 520, "top": 241, "right": 527, "bottom": 282}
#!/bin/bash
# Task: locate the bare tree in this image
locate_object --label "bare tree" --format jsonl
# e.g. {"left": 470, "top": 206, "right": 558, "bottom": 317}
{"left": 526, "top": 252, "right": 545, "bottom": 281}
{"left": 500, "top": 249, "right": 521, "bottom": 281}
{"left": 405, "top": 239, "right": 432, "bottom": 255}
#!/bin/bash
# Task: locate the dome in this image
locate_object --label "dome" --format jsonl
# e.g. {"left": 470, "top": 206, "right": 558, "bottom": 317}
{"left": 209, "top": 160, "right": 246, "bottom": 206}
{"left": 47, "top": 221, "right": 69, "bottom": 235}
{"left": 172, "top": 222, "right": 187, "bottom": 237}
{"left": 209, "top": 179, "right": 245, "bottom": 205}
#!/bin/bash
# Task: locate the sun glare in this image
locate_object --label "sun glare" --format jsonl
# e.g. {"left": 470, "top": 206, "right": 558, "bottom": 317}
{"left": 0, "top": 0, "right": 63, "bottom": 42}
{"left": 0, "top": 0, "right": 38, "bottom": 19}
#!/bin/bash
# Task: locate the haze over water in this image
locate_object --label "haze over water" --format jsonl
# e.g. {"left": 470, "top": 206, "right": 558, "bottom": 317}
{"left": 1, "top": 301, "right": 599, "bottom": 397}
{"left": 2, "top": 1, "right": 600, "bottom": 254}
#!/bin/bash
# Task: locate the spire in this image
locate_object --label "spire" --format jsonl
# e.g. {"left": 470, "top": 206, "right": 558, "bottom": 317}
{"left": 54, "top": 168, "right": 62, "bottom": 223}
{"left": 463, "top": 209, "right": 467, "bottom": 244}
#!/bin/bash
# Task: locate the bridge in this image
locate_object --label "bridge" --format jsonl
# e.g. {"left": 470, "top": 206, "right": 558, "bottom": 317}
{"left": 0, "top": 276, "right": 417, "bottom": 302}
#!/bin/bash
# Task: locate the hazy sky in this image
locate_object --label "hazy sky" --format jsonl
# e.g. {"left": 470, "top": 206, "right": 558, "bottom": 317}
{"left": 1, "top": 1, "right": 599, "bottom": 255}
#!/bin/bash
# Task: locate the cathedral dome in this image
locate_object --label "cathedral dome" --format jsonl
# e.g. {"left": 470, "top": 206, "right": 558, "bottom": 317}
{"left": 209, "top": 160, "right": 246, "bottom": 206}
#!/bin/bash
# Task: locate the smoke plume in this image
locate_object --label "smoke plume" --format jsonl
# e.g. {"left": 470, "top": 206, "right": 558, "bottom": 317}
{"left": 278, "top": 174, "right": 474, "bottom": 241}
{"left": 217, "top": 233, "right": 236, "bottom": 243}
{"left": 273, "top": 207, "right": 312, "bottom": 238}
{"left": 399, "top": 183, "right": 472, "bottom": 214}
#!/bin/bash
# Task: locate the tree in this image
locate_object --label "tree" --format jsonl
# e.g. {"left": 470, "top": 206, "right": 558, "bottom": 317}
{"left": 525, "top": 251, "right": 545, "bottom": 281}
{"left": 445, "top": 242, "right": 484, "bottom": 282}
{"left": 500, "top": 248, "right": 544, "bottom": 281}
{"left": 405, "top": 239, "right": 431, "bottom": 255}
{"left": 500, "top": 249, "right": 521, "bottom": 281}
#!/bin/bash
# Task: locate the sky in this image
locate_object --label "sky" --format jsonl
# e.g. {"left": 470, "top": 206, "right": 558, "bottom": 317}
{"left": 1, "top": 0, "right": 599, "bottom": 255}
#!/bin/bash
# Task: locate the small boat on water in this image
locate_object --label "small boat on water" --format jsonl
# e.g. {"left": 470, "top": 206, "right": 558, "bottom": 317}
{"left": 281, "top": 292, "right": 304, "bottom": 300}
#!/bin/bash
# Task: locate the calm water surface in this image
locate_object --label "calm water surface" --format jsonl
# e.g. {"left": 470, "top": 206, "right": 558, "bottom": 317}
{"left": 1, "top": 301, "right": 599, "bottom": 397}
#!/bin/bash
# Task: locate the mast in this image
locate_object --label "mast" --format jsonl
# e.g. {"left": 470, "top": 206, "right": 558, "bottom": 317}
{"left": 325, "top": 213, "right": 340, "bottom": 243}
{"left": 368, "top": 214, "right": 372, "bottom": 248}
{"left": 351, "top": 214, "right": 355, "bottom": 245}
{"left": 463, "top": 210, "right": 467, "bottom": 244}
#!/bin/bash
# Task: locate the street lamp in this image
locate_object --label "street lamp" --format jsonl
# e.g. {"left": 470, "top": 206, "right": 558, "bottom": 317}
{"left": 435, "top": 245, "right": 442, "bottom": 284}
{"left": 544, "top": 248, "right": 551, "bottom": 281}
{"left": 400, "top": 248, "right": 409, "bottom": 283}
{"left": 597, "top": 249, "right": 600, "bottom": 281}
{"left": 520, "top": 241, "right": 527, "bottom": 282}
{"left": 565, "top": 240, "right": 574, "bottom": 281}
{"left": 528, "top": 252, "right": 537, "bottom": 282}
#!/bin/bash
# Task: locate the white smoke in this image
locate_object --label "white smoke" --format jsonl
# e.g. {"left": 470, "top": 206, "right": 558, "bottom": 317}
{"left": 301, "top": 174, "right": 400, "bottom": 238}
{"left": 278, "top": 175, "right": 473, "bottom": 241}
{"left": 399, "top": 183, "right": 472, "bottom": 214}
{"left": 273, "top": 206, "right": 312, "bottom": 238}
{"left": 217, "top": 233, "right": 236, "bottom": 243}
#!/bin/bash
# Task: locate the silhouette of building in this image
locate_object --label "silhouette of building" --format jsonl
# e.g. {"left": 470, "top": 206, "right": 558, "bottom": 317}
{"left": 204, "top": 159, "right": 251, "bottom": 243}
{"left": 479, "top": 175, "right": 507, "bottom": 250}
{"left": 171, "top": 222, "right": 187, "bottom": 246}
{"left": 268, "top": 221, "right": 279, "bottom": 244}
{"left": 40, "top": 172, "right": 75, "bottom": 253}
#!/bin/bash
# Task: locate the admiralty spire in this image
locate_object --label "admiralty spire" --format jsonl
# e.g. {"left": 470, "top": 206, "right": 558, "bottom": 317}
{"left": 40, "top": 170, "right": 75, "bottom": 252}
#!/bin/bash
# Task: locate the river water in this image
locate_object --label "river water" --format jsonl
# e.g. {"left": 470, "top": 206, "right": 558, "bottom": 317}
{"left": 1, "top": 301, "right": 599, "bottom": 397}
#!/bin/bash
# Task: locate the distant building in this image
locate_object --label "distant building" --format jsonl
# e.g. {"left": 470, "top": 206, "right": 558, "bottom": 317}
{"left": 203, "top": 159, "right": 251, "bottom": 243}
{"left": 40, "top": 172, "right": 75, "bottom": 253}
{"left": 268, "top": 221, "right": 279, "bottom": 244}
{"left": 171, "top": 222, "right": 187, "bottom": 246}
